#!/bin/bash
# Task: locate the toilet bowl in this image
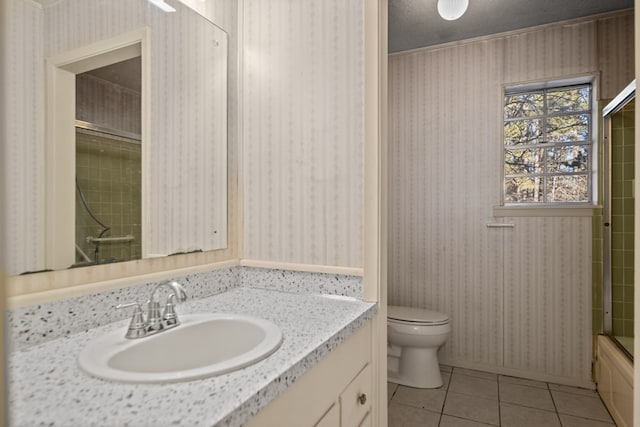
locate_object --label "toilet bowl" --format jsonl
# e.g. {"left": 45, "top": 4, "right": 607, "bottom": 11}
{"left": 387, "top": 305, "right": 450, "bottom": 389}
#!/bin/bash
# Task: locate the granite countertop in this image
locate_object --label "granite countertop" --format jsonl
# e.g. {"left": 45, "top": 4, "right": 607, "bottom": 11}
{"left": 9, "top": 287, "right": 376, "bottom": 427}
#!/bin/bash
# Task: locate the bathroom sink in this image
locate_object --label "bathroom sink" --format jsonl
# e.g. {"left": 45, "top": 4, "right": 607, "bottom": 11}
{"left": 78, "top": 313, "right": 283, "bottom": 383}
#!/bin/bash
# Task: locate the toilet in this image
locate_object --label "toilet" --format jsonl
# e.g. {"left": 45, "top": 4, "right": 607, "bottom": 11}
{"left": 387, "top": 305, "right": 450, "bottom": 389}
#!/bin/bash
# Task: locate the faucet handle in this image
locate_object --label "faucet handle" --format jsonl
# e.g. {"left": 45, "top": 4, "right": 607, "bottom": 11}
{"left": 162, "top": 294, "right": 180, "bottom": 326}
{"left": 116, "top": 302, "right": 147, "bottom": 339}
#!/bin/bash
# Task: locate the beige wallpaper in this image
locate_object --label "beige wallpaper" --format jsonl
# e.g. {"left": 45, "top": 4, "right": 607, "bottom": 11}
{"left": 76, "top": 73, "right": 142, "bottom": 136}
{"left": 144, "top": 2, "right": 228, "bottom": 256}
{"left": 4, "top": 0, "right": 45, "bottom": 275}
{"left": 389, "top": 12, "right": 633, "bottom": 383}
{"left": 242, "top": 0, "right": 365, "bottom": 268}
{"left": 503, "top": 217, "right": 592, "bottom": 380}
{"left": 597, "top": 14, "right": 635, "bottom": 100}
{"left": 389, "top": 38, "right": 506, "bottom": 367}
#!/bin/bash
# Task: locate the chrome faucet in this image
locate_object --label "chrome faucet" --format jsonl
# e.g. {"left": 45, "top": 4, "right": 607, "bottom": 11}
{"left": 116, "top": 280, "right": 188, "bottom": 339}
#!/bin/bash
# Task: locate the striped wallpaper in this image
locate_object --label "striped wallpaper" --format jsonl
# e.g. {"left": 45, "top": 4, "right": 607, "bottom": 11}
{"left": 76, "top": 73, "right": 142, "bottom": 136}
{"left": 242, "top": 0, "right": 365, "bottom": 268}
{"left": 4, "top": 0, "right": 45, "bottom": 275}
{"left": 389, "top": 12, "right": 633, "bottom": 382}
{"left": 389, "top": 36, "right": 506, "bottom": 367}
{"left": 5, "top": 0, "right": 231, "bottom": 274}
{"left": 503, "top": 217, "right": 592, "bottom": 380}
{"left": 596, "top": 14, "right": 636, "bottom": 100}
{"left": 145, "top": 1, "right": 228, "bottom": 256}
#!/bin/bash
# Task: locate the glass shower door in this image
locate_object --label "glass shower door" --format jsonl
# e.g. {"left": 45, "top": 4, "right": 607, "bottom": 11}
{"left": 603, "top": 81, "right": 635, "bottom": 358}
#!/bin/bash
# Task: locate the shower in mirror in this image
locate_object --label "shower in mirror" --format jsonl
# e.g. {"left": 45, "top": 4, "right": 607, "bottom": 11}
{"left": 603, "top": 80, "right": 635, "bottom": 359}
{"left": 74, "top": 57, "right": 142, "bottom": 267}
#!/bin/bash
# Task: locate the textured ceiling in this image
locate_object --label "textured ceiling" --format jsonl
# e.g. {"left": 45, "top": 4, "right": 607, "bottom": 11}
{"left": 389, "top": 0, "right": 634, "bottom": 53}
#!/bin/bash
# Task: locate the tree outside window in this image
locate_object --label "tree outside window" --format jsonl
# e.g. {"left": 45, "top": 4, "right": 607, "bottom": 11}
{"left": 503, "top": 84, "right": 592, "bottom": 203}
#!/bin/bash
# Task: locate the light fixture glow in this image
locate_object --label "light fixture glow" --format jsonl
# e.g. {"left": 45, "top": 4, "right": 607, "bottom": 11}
{"left": 437, "top": 0, "right": 469, "bottom": 21}
{"left": 148, "top": 0, "right": 176, "bottom": 12}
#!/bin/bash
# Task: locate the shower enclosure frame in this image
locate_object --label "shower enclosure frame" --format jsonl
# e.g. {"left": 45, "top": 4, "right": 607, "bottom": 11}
{"left": 602, "top": 79, "right": 635, "bottom": 355}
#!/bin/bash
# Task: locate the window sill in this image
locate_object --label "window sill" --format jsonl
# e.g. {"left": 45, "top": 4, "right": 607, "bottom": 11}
{"left": 493, "top": 204, "right": 602, "bottom": 217}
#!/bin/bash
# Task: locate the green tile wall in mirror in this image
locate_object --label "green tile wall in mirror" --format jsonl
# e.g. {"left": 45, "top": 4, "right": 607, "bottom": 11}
{"left": 7, "top": 0, "right": 228, "bottom": 276}
{"left": 74, "top": 58, "right": 142, "bottom": 267}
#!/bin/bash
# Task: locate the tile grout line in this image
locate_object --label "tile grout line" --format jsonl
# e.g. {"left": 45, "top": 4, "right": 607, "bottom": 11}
{"left": 498, "top": 379, "right": 567, "bottom": 414}
{"left": 594, "top": 390, "right": 618, "bottom": 426}
{"left": 497, "top": 374, "right": 502, "bottom": 426}
{"left": 437, "top": 367, "right": 453, "bottom": 426}
{"left": 389, "top": 370, "right": 615, "bottom": 427}
{"left": 445, "top": 368, "right": 501, "bottom": 426}
{"left": 550, "top": 384, "right": 617, "bottom": 425}
{"left": 545, "top": 381, "right": 565, "bottom": 426}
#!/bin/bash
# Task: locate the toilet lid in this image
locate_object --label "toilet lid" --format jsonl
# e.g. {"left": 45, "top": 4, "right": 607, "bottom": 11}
{"left": 388, "top": 305, "right": 449, "bottom": 325}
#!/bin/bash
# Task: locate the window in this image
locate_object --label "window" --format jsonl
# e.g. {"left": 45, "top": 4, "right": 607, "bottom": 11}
{"left": 503, "top": 83, "right": 592, "bottom": 204}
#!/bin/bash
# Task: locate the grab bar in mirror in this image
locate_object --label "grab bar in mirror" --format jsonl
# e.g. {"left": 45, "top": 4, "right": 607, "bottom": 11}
{"left": 86, "top": 235, "right": 135, "bottom": 243}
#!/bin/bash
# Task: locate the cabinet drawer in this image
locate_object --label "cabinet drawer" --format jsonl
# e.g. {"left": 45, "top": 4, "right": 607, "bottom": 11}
{"left": 314, "top": 403, "right": 339, "bottom": 427}
{"left": 358, "top": 412, "right": 371, "bottom": 427}
{"left": 340, "top": 364, "right": 371, "bottom": 427}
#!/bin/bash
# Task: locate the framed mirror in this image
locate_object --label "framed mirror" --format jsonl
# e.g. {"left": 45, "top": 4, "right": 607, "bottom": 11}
{"left": 6, "top": 0, "right": 228, "bottom": 278}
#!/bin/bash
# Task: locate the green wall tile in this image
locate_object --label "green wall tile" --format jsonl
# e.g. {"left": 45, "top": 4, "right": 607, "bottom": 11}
{"left": 625, "top": 285, "right": 634, "bottom": 301}
{"left": 612, "top": 284, "right": 625, "bottom": 302}
{"left": 624, "top": 181, "right": 634, "bottom": 197}
{"left": 613, "top": 319, "right": 624, "bottom": 335}
{"left": 613, "top": 302, "right": 624, "bottom": 317}
{"left": 623, "top": 145, "right": 635, "bottom": 162}
{"left": 75, "top": 130, "right": 141, "bottom": 265}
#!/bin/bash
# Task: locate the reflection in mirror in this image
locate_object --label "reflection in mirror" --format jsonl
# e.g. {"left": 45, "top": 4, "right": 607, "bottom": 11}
{"left": 75, "top": 57, "right": 142, "bottom": 266}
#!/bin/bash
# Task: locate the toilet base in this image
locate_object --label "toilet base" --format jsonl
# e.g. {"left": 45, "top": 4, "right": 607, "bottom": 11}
{"left": 387, "top": 346, "right": 443, "bottom": 389}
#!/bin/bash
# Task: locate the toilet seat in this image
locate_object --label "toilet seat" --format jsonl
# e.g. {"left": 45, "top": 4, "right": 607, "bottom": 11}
{"left": 388, "top": 305, "right": 449, "bottom": 326}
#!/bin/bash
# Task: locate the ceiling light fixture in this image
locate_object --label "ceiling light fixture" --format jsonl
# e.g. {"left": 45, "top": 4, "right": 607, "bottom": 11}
{"left": 437, "top": 0, "right": 469, "bottom": 21}
{"left": 148, "top": 0, "right": 176, "bottom": 12}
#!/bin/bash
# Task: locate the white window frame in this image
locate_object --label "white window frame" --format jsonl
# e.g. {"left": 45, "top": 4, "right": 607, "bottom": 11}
{"left": 500, "top": 76, "right": 598, "bottom": 209}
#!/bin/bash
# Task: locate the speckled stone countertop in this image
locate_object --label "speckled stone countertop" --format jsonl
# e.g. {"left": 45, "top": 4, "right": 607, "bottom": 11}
{"left": 9, "top": 287, "right": 376, "bottom": 427}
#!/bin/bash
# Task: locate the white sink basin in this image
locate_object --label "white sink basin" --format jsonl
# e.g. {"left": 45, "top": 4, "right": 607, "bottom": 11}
{"left": 78, "top": 313, "right": 283, "bottom": 383}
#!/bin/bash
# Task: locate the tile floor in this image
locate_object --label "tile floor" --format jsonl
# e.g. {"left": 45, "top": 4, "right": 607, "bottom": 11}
{"left": 388, "top": 365, "right": 616, "bottom": 427}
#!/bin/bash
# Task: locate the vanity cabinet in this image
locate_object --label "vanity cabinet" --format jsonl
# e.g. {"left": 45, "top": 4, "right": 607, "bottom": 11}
{"left": 316, "top": 362, "right": 372, "bottom": 427}
{"left": 338, "top": 363, "right": 372, "bottom": 426}
{"left": 315, "top": 403, "right": 340, "bottom": 427}
{"left": 246, "top": 321, "right": 373, "bottom": 427}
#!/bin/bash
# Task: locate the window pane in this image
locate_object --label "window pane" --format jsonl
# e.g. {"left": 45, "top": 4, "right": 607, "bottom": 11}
{"left": 504, "top": 177, "right": 544, "bottom": 203}
{"left": 503, "top": 83, "right": 592, "bottom": 204}
{"left": 504, "top": 119, "right": 543, "bottom": 145}
{"left": 547, "top": 145, "right": 589, "bottom": 173}
{"left": 505, "top": 92, "right": 544, "bottom": 118}
{"left": 546, "top": 175, "right": 589, "bottom": 202}
{"left": 547, "top": 87, "right": 590, "bottom": 113}
{"left": 547, "top": 114, "right": 589, "bottom": 142}
{"left": 504, "top": 148, "right": 545, "bottom": 175}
